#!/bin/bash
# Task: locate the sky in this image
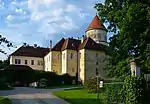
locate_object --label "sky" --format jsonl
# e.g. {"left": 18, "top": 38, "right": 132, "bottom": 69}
{"left": 0, "top": 0, "right": 109, "bottom": 60}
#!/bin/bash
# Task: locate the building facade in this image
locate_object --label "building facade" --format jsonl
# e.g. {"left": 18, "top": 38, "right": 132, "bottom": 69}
{"left": 9, "top": 15, "right": 108, "bottom": 83}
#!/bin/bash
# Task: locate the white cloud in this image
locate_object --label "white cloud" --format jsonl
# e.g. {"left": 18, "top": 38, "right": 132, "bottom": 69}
{"left": 6, "top": 15, "right": 15, "bottom": 21}
{"left": 0, "top": 0, "right": 105, "bottom": 60}
{"left": 15, "top": 8, "right": 24, "bottom": 13}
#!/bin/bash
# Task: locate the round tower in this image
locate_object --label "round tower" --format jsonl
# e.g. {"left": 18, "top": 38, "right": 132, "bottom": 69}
{"left": 85, "top": 15, "right": 107, "bottom": 46}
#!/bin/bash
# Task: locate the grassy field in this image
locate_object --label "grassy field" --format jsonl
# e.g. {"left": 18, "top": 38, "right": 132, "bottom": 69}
{"left": 53, "top": 89, "right": 105, "bottom": 104}
{"left": 36, "top": 85, "right": 83, "bottom": 89}
{"left": 0, "top": 96, "right": 12, "bottom": 104}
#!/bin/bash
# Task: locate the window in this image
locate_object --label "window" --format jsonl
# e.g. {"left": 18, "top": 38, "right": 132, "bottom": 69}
{"left": 38, "top": 60, "right": 40, "bottom": 65}
{"left": 49, "top": 55, "right": 50, "bottom": 61}
{"left": 15, "top": 59, "right": 21, "bottom": 64}
{"left": 96, "top": 61, "right": 98, "bottom": 65}
{"left": 70, "top": 53, "right": 73, "bottom": 59}
{"left": 80, "top": 53, "right": 81, "bottom": 59}
{"left": 58, "top": 54, "right": 59, "bottom": 60}
{"left": 63, "top": 53, "right": 65, "bottom": 59}
{"left": 31, "top": 60, "right": 34, "bottom": 65}
{"left": 72, "top": 68, "right": 75, "bottom": 72}
{"left": 41, "top": 61, "right": 43, "bottom": 65}
{"left": 25, "top": 60, "right": 27, "bottom": 65}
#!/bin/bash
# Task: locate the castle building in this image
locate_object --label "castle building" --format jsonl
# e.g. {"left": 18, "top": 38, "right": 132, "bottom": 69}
{"left": 9, "top": 15, "right": 107, "bottom": 83}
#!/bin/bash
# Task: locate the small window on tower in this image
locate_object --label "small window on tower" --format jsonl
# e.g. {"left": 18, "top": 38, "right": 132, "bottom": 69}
{"left": 70, "top": 53, "right": 73, "bottom": 59}
{"left": 96, "top": 68, "right": 98, "bottom": 75}
{"left": 96, "top": 61, "right": 98, "bottom": 65}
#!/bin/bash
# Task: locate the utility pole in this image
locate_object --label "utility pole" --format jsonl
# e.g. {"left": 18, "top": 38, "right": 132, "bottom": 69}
{"left": 97, "top": 76, "right": 99, "bottom": 104}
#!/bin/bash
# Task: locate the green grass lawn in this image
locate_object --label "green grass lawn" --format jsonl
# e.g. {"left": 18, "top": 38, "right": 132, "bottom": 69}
{"left": 0, "top": 96, "right": 12, "bottom": 104}
{"left": 36, "top": 85, "right": 83, "bottom": 89}
{"left": 53, "top": 89, "right": 105, "bottom": 104}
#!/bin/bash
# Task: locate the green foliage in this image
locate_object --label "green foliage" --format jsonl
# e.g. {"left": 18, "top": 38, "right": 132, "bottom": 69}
{"left": 0, "top": 60, "right": 9, "bottom": 69}
{"left": 95, "top": 0, "right": 150, "bottom": 78}
{"left": 0, "top": 34, "right": 14, "bottom": 55}
{"left": 0, "top": 97, "right": 12, "bottom": 104}
{"left": 85, "top": 77, "right": 104, "bottom": 93}
{"left": 1, "top": 69, "right": 77, "bottom": 87}
{"left": 37, "top": 78, "right": 48, "bottom": 88}
{"left": 104, "top": 84, "right": 124, "bottom": 104}
{"left": 124, "top": 76, "right": 145, "bottom": 104}
{"left": 0, "top": 76, "right": 9, "bottom": 90}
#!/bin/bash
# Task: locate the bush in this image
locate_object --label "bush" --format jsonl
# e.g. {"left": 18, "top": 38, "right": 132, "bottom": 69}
{"left": 2, "top": 68, "right": 78, "bottom": 87}
{"left": 0, "top": 76, "right": 9, "bottom": 90}
{"left": 124, "top": 76, "right": 146, "bottom": 104}
{"left": 104, "top": 84, "right": 124, "bottom": 104}
{"left": 84, "top": 77, "right": 104, "bottom": 93}
{"left": 37, "top": 78, "right": 48, "bottom": 88}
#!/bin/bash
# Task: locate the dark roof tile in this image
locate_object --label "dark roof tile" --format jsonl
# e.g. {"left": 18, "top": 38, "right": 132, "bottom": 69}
{"left": 78, "top": 37, "right": 106, "bottom": 51}
{"left": 61, "top": 38, "right": 81, "bottom": 51}
{"left": 10, "top": 46, "right": 49, "bottom": 58}
{"left": 51, "top": 38, "right": 65, "bottom": 51}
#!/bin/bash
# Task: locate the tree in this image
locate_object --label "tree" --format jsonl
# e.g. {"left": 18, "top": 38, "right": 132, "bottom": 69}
{"left": 0, "top": 60, "right": 9, "bottom": 69}
{"left": 95, "top": 0, "right": 150, "bottom": 78}
{"left": 0, "top": 34, "right": 13, "bottom": 55}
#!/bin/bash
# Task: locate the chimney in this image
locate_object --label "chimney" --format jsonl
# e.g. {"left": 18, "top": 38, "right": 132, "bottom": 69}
{"left": 81, "top": 35, "right": 85, "bottom": 43}
{"left": 34, "top": 44, "right": 37, "bottom": 48}
{"left": 23, "top": 43, "right": 26, "bottom": 47}
{"left": 50, "top": 40, "right": 52, "bottom": 50}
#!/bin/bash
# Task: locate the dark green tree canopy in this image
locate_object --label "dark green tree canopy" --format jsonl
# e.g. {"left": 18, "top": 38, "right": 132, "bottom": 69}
{"left": 95, "top": 0, "right": 150, "bottom": 78}
{"left": 0, "top": 34, "right": 14, "bottom": 55}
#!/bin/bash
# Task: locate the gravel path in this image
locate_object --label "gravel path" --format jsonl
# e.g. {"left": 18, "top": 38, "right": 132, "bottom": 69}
{"left": 0, "top": 87, "right": 69, "bottom": 104}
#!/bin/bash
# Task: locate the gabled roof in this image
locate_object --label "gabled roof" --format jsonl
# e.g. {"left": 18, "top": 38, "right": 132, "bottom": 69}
{"left": 78, "top": 37, "right": 106, "bottom": 51}
{"left": 51, "top": 38, "right": 65, "bottom": 51}
{"left": 61, "top": 38, "right": 81, "bottom": 51}
{"left": 10, "top": 46, "right": 49, "bottom": 58}
{"left": 86, "top": 15, "right": 107, "bottom": 32}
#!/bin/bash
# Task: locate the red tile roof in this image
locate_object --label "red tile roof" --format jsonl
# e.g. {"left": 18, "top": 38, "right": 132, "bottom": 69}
{"left": 61, "top": 38, "right": 81, "bottom": 51}
{"left": 86, "top": 15, "right": 107, "bottom": 32}
{"left": 10, "top": 46, "right": 49, "bottom": 58}
{"left": 51, "top": 38, "right": 65, "bottom": 51}
{"left": 78, "top": 37, "right": 106, "bottom": 51}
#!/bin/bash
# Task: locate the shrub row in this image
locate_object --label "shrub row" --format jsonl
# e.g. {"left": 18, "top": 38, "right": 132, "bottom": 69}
{"left": 0, "top": 69, "right": 78, "bottom": 87}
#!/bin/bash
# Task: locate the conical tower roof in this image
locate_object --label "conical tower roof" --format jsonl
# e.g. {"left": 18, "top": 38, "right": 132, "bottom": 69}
{"left": 86, "top": 15, "right": 107, "bottom": 32}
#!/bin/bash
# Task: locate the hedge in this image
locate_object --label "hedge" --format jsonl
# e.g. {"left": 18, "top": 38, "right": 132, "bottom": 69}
{"left": 0, "top": 69, "right": 77, "bottom": 87}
